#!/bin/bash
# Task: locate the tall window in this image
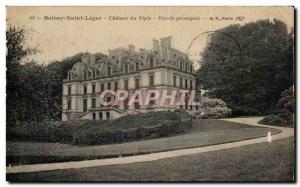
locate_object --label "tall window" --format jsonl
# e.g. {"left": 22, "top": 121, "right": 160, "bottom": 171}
{"left": 92, "top": 98, "right": 96, "bottom": 108}
{"left": 134, "top": 95, "right": 140, "bottom": 109}
{"left": 106, "top": 112, "right": 110, "bottom": 120}
{"left": 125, "top": 64, "right": 128, "bottom": 73}
{"left": 190, "top": 80, "right": 193, "bottom": 89}
{"left": 185, "top": 79, "right": 188, "bottom": 89}
{"left": 92, "top": 84, "right": 96, "bottom": 93}
{"left": 83, "top": 99, "right": 87, "bottom": 112}
{"left": 114, "top": 82, "right": 118, "bottom": 91}
{"left": 99, "top": 112, "right": 103, "bottom": 120}
{"left": 68, "top": 86, "right": 71, "bottom": 95}
{"left": 67, "top": 99, "right": 72, "bottom": 110}
{"left": 107, "top": 96, "right": 111, "bottom": 103}
{"left": 149, "top": 92, "right": 155, "bottom": 105}
{"left": 180, "top": 61, "right": 183, "bottom": 70}
{"left": 136, "top": 63, "right": 139, "bottom": 71}
{"left": 180, "top": 78, "right": 183, "bottom": 88}
{"left": 92, "top": 70, "right": 96, "bottom": 79}
{"left": 83, "top": 85, "right": 87, "bottom": 94}
{"left": 84, "top": 72, "right": 87, "bottom": 80}
{"left": 101, "top": 84, "right": 104, "bottom": 92}
{"left": 68, "top": 73, "right": 72, "bottom": 81}
{"left": 149, "top": 75, "right": 154, "bottom": 87}
{"left": 150, "top": 57, "right": 154, "bottom": 67}
{"left": 107, "top": 82, "right": 111, "bottom": 90}
{"left": 107, "top": 67, "right": 111, "bottom": 76}
{"left": 124, "top": 97, "right": 129, "bottom": 110}
{"left": 185, "top": 63, "right": 188, "bottom": 72}
{"left": 173, "top": 76, "right": 176, "bottom": 87}
{"left": 190, "top": 64, "right": 193, "bottom": 73}
{"left": 92, "top": 112, "right": 96, "bottom": 120}
{"left": 124, "top": 80, "right": 129, "bottom": 90}
{"left": 135, "top": 79, "right": 139, "bottom": 89}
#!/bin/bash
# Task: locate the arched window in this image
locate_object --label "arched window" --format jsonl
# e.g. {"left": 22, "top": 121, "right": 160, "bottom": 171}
{"left": 99, "top": 112, "right": 103, "bottom": 120}
{"left": 106, "top": 112, "right": 110, "bottom": 120}
{"left": 150, "top": 57, "right": 154, "bottom": 68}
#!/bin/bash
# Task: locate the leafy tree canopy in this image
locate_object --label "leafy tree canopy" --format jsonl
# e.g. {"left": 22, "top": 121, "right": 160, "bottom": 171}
{"left": 197, "top": 19, "right": 294, "bottom": 116}
{"left": 7, "top": 25, "right": 107, "bottom": 124}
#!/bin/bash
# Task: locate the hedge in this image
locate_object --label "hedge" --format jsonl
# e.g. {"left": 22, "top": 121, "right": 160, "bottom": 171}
{"left": 7, "top": 120, "right": 107, "bottom": 143}
{"left": 73, "top": 118, "right": 192, "bottom": 145}
{"left": 7, "top": 111, "right": 193, "bottom": 145}
{"left": 259, "top": 115, "right": 286, "bottom": 126}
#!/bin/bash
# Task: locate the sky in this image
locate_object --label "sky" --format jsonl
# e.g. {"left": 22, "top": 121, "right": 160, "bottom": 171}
{"left": 7, "top": 6, "right": 294, "bottom": 67}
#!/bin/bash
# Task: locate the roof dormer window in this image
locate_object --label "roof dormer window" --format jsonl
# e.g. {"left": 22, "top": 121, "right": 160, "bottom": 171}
{"left": 125, "top": 64, "right": 128, "bottom": 73}
{"left": 150, "top": 57, "right": 154, "bottom": 68}
{"left": 107, "top": 67, "right": 111, "bottom": 76}
{"left": 92, "top": 70, "right": 96, "bottom": 79}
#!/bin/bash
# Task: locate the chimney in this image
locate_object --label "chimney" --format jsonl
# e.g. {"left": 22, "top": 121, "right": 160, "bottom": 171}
{"left": 81, "top": 53, "right": 89, "bottom": 64}
{"left": 89, "top": 55, "right": 95, "bottom": 64}
{"left": 160, "top": 36, "right": 172, "bottom": 48}
{"left": 128, "top": 44, "right": 135, "bottom": 53}
{"left": 152, "top": 39, "right": 160, "bottom": 52}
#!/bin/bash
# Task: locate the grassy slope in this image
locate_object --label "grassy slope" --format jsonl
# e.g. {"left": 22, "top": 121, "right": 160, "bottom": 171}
{"left": 7, "top": 137, "right": 294, "bottom": 182}
{"left": 7, "top": 120, "right": 280, "bottom": 165}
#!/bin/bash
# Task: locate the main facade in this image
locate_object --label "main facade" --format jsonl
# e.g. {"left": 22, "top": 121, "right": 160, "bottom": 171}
{"left": 62, "top": 36, "right": 201, "bottom": 121}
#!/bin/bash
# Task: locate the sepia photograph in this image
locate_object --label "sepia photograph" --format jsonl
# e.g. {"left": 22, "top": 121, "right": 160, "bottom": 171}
{"left": 5, "top": 6, "right": 295, "bottom": 182}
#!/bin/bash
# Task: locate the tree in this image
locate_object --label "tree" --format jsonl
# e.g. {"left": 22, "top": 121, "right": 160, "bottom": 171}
{"left": 7, "top": 25, "right": 107, "bottom": 125}
{"left": 277, "top": 86, "right": 294, "bottom": 126}
{"left": 197, "top": 19, "right": 294, "bottom": 116}
{"left": 6, "top": 25, "right": 38, "bottom": 125}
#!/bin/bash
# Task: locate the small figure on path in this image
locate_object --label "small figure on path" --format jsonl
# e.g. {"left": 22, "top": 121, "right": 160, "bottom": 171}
{"left": 267, "top": 131, "right": 272, "bottom": 143}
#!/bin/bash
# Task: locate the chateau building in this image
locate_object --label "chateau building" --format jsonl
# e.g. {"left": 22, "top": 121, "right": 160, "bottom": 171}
{"left": 62, "top": 36, "right": 201, "bottom": 121}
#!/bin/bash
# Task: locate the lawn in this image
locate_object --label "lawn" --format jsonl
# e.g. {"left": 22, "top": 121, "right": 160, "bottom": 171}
{"left": 7, "top": 137, "right": 294, "bottom": 182}
{"left": 7, "top": 119, "right": 280, "bottom": 165}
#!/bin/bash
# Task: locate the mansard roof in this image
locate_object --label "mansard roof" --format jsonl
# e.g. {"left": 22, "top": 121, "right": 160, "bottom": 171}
{"left": 65, "top": 36, "right": 195, "bottom": 82}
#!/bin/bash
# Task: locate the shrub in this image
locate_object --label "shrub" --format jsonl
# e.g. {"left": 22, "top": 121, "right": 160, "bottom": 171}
{"left": 259, "top": 115, "right": 286, "bottom": 126}
{"left": 197, "top": 97, "right": 231, "bottom": 119}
